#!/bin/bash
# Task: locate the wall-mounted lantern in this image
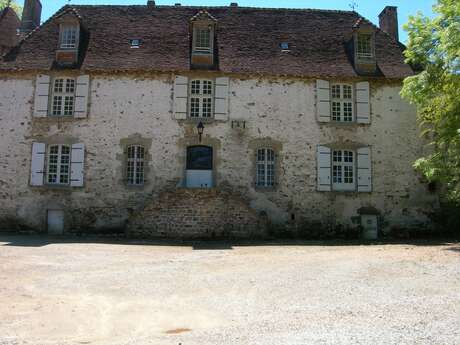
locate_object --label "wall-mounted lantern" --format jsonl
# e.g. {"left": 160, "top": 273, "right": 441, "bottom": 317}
{"left": 197, "top": 121, "right": 204, "bottom": 143}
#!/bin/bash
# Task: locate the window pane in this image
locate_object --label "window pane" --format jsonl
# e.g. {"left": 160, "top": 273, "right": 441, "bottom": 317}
{"left": 332, "top": 102, "right": 341, "bottom": 121}
{"left": 344, "top": 166, "right": 353, "bottom": 183}
{"left": 333, "top": 150, "right": 342, "bottom": 162}
{"left": 190, "top": 98, "right": 200, "bottom": 117}
{"left": 202, "top": 98, "right": 212, "bottom": 118}
{"left": 256, "top": 163, "right": 265, "bottom": 186}
{"left": 343, "top": 102, "right": 353, "bottom": 122}
{"left": 191, "top": 80, "right": 200, "bottom": 95}
{"left": 54, "top": 79, "right": 63, "bottom": 93}
{"left": 343, "top": 85, "right": 352, "bottom": 99}
{"left": 357, "top": 34, "right": 372, "bottom": 58}
{"left": 333, "top": 165, "right": 342, "bottom": 183}
{"left": 52, "top": 96, "right": 63, "bottom": 116}
{"left": 331, "top": 85, "right": 340, "bottom": 99}
{"left": 64, "top": 96, "right": 74, "bottom": 116}
{"left": 195, "top": 28, "right": 211, "bottom": 49}
{"left": 344, "top": 151, "right": 353, "bottom": 163}
{"left": 65, "top": 79, "right": 75, "bottom": 93}
{"left": 61, "top": 26, "right": 77, "bottom": 49}
{"left": 203, "top": 80, "right": 212, "bottom": 95}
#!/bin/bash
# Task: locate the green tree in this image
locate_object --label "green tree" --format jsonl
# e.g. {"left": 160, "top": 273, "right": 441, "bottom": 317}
{"left": 401, "top": 0, "right": 460, "bottom": 204}
{"left": 0, "top": 0, "right": 22, "bottom": 17}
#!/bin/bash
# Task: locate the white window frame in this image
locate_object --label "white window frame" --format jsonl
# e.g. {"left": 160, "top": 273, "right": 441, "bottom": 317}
{"left": 126, "top": 145, "right": 145, "bottom": 186}
{"left": 256, "top": 148, "right": 275, "bottom": 188}
{"left": 189, "top": 79, "right": 214, "bottom": 118}
{"left": 51, "top": 78, "right": 76, "bottom": 117}
{"left": 60, "top": 25, "right": 78, "bottom": 49}
{"left": 356, "top": 33, "right": 373, "bottom": 59}
{"left": 46, "top": 144, "right": 71, "bottom": 185}
{"left": 193, "top": 26, "right": 212, "bottom": 52}
{"left": 332, "top": 149, "right": 356, "bottom": 191}
{"left": 331, "top": 83, "right": 354, "bottom": 122}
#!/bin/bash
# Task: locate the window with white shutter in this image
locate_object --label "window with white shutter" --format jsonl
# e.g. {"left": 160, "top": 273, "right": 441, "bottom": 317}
{"left": 189, "top": 79, "right": 213, "bottom": 118}
{"left": 214, "top": 77, "right": 229, "bottom": 121}
{"left": 357, "top": 147, "right": 372, "bottom": 192}
{"left": 317, "top": 146, "right": 372, "bottom": 192}
{"left": 70, "top": 143, "right": 85, "bottom": 187}
{"left": 46, "top": 144, "right": 71, "bottom": 185}
{"left": 316, "top": 80, "right": 331, "bottom": 122}
{"left": 317, "top": 145, "right": 331, "bottom": 191}
{"left": 356, "top": 82, "right": 371, "bottom": 124}
{"left": 331, "top": 84, "right": 354, "bottom": 122}
{"left": 74, "top": 75, "right": 90, "bottom": 118}
{"left": 33, "top": 75, "right": 50, "bottom": 118}
{"left": 51, "top": 78, "right": 75, "bottom": 116}
{"left": 173, "top": 76, "right": 188, "bottom": 120}
{"left": 30, "top": 142, "right": 46, "bottom": 186}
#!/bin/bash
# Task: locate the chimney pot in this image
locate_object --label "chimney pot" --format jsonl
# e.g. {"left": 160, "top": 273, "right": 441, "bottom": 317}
{"left": 230, "top": 2, "right": 238, "bottom": 7}
{"left": 175, "top": 3, "right": 181, "bottom": 6}
{"left": 147, "top": 0, "right": 155, "bottom": 6}
{"left": 379, "top": 6, "right": 399, "bottom": 41}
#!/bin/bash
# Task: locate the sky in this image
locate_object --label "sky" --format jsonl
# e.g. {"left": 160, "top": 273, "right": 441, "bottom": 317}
{"left": 20, "top": 0, "right": 436, "bottom": 43}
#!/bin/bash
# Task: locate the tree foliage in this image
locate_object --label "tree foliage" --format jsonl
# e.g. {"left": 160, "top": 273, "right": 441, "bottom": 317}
{"left": 401, "top": 0, "right": 460, "bottom": 203}
{"left": 0, "top": 0, "right": 22, "bottom": 17}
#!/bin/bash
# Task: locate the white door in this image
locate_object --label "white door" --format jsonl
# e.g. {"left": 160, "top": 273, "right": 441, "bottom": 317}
{"left": 48, "top": 210, "right": 64, "bottom": 235}
{"left": 361, "top": 215, "right": 378, "bottom": 240}
{"left": 186, "top": 146, "right": 213, "bottom": 188}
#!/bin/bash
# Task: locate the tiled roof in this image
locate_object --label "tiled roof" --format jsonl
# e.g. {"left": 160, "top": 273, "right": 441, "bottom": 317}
{"left": 0, "top": 5, "right": 413, "bottom": 79}
{"left": 0, "top": 7, "right": 20, "bottom": 49}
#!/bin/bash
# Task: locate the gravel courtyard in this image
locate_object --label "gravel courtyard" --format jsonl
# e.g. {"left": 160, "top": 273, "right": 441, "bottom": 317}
{"left": 0, "top": 236, "right": 459, "bottom": 345}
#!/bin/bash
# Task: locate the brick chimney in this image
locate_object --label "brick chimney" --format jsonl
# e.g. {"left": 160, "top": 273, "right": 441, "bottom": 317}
{"left": 20, "top": 0, "right": 42, "bottom": 35}
{"left": 379, "top": 6, "right": 399, "bottom": 41}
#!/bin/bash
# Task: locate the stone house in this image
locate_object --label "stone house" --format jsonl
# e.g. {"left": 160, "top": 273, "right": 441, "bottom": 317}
{"left": 0, "top": 5, "right": 21, "bottom": 56}
{"left": 0, "top": 0, "right": 438, "bottom": 238}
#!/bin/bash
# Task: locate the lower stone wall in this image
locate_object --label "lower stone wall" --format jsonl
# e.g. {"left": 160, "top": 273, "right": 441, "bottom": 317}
{"left": 127, "top": 188, "right": 267, "bottom": 239}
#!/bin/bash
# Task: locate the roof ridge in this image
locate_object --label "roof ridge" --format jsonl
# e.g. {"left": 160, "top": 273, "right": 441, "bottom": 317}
{"left": 69, "top": 4, "right": 357, "bottom": 14}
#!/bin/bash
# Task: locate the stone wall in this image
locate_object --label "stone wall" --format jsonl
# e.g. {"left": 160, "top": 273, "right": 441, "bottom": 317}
{"left": 127, "top": 188, "right": 266, "bottom": 239}
{"left": 0, "top": 72, "right": 439, "bottom": 236}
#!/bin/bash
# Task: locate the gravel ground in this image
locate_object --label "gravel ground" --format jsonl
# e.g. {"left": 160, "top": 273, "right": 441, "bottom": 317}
{"left": 0, "top": 235, "right": 459, "bottom": 345}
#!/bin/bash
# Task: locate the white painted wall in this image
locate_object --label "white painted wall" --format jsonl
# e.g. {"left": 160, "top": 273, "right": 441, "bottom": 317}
{"left": 0, "top": 73, "right": 438, "bottom": 232}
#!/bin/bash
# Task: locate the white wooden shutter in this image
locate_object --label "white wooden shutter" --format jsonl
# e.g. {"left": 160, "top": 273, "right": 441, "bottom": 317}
{"left": 30, "top": 142, "right": 46, "bottom": 186}
{"left": 173, "top": 75, "right": 188, "bottom": 120}
{"left": 74, "top": 75, "right": 90, "bottom": 118}
{"left": 70, "top": 143, "right": 85, "bottom": 187}
{"left": 357, "top": 146, "right": 372, "bottom": 192}
{"left": 317, "top": 145, "right": 331, "bottom": 192}
{"left": 356, "top": 81, "right": 370, "bottom": 124}
{"left": 214, "top": 77, "right": 230, "bottom": 121}
{"left": 316, "top": 79, "right": 331, "bottom": 123}
{"left": 33, "top": 74, "right": 50, "bottom": 118}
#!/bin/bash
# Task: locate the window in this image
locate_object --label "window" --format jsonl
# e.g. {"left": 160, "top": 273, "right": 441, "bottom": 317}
{"left": 332, "top": 150, "right": 355, "bottom": 191}
{"left": 331, "top": 84, "right": 353, "bottom": 122}
{"left": 280, "top": 42, "right": 290, "bottom": 51}
{"left": 47, "top": 145, "right": 71, "bottom": 185}
{"left": 126, "top": 145, "right": 145, "bottom": 186}
{"left": 130, "top": 39, "right": 141, "bottom": 48}
{"left": 256, "top": 148, "right": 275, "bottom": 187}
{"left": 190, "top": 79, "right": 213, "bottom": 118}
{"left": 60, "top": 26, "right": 77, "bottom": 49}
{"left": 357, "top": 33, "right": 373, "bottom": 59}
{"left": 51, "top": 78, "right": 75, "bottom": 116}
{"left": 194, "top": 27, "right": 211, "bottom": 51}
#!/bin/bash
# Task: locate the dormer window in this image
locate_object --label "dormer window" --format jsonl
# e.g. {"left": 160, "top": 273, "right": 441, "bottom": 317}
{"left": 280, "top": 42, "right": 290, "bottom": 51}
{"left": 357, "top": 33, "right": 373, "bottom": 59}
{"left": 190, "top": 10, "right": 217, "bottom": 69}
{"left": 130, "top": 39, "right": 141, "bottom": 48}
{"left": 194, "top": 27, "right": 211, "bottom": 52}
{"left": 55, "top": 12, "right": 81, "bottom": 65}
{"left": 60, "top": 25, "right": 78, "bottom": 49}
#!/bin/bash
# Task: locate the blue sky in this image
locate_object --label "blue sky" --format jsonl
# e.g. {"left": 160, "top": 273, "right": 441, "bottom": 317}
{"left": 22, "top": 0, "right": 436, "bottom": 43}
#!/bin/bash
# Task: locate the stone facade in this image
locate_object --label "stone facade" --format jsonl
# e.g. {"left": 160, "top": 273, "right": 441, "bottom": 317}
{"left": 0, "top": 71, "right": 439, "bottom": 237}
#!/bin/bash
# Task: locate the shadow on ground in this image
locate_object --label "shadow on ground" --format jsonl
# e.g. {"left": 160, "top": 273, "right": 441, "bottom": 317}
{"left": 0, "top": 234, "right": 458, "bottom": 250}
